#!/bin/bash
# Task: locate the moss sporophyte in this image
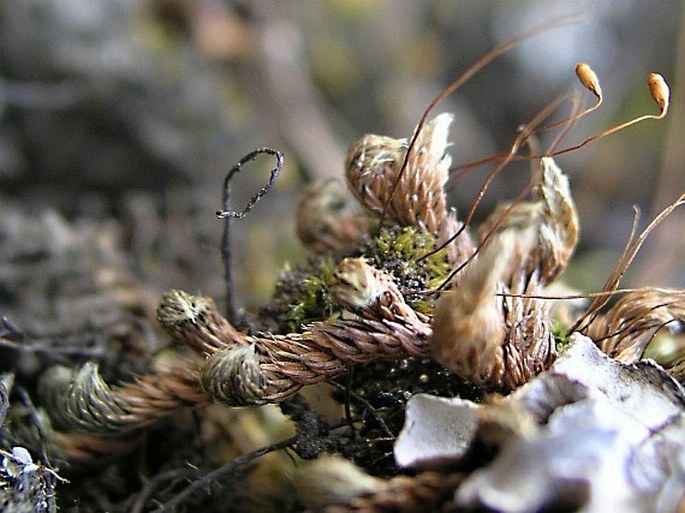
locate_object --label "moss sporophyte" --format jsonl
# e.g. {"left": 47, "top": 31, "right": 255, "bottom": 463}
{"left": 40, "top": 63, "right": 681, "bottom": 441}
{"left": 24, "top": 29, "right": 685, "bottom": 512}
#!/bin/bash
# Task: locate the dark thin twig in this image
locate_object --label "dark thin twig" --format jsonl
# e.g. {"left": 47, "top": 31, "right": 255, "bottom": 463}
{"left": 129, "top": 468, "right": 199, "bottom": 513}
{"left": 216, "top": 147, "right": 284, "bottom": 323}
{"left": 0, "top": 316, "right": 22, "bottom": 340}
{"left": 15, "top": 386, "right": 53, "bottom": 467}
{"left": 151, "top": 435, "right": 296, "bottom": 513}
{"left": 343, "top": 367, "right": 354, "bottom": 433}
{"left": 328, "top": 381, "right": 394, "bottom": 439}
{"left": 0, "top": 337, "right": 108, "bottom": 359}
{"left": 0, "top": 313, "right": 150, "bottom": 360}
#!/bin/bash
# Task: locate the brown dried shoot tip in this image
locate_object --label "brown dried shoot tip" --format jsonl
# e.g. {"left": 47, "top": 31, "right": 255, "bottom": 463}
{"left": 345, "top": 133, "right": 407, "bottom": 219}
{"left": 200, "top": 344, "right": 269, "bottom": 406}
{"left": 38, "top": 364, "right": 133, "bottom": 435}
{"left": 39, "top": 362, "right": 207, "bottom": 436}
{"left": 647, "top": 72, "right": 669, "bottom": 116}
{"left": 157, "top": 289, "right": 242, "bottom": 352}
{"left": 587, "top": 288, "right": 685, "bottom": 363}
{"left": 575, "top": 62, "right": 602, "bottom": 102}
{"left": 532, "top": 157, "right": 579, "bottom": 284}
{"left": 293, "top": 455, "right": 381, "bottom": 511}
{"left": 430, "top": 236, "right": 508, "bottom": 387}
{"left": 345, "top": 114, "right": 455, "bottom": 235}
{"left": 329, "top": 257, "right": 427, "bottom": 324}
{"left": 431, "top": 225, "right": 557, "bottom": 391}
{"left": 329, "top": 257, "right": 394, "bottom": 313}
{"left": 157, "top": 289, "right": 213, "bottom": 328}
{"left": 295, "top": 179, "right": 370, "bottom": 255}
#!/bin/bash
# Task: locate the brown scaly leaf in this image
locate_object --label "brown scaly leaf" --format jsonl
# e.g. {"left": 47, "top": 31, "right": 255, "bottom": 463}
{"left": 345, "top": 113, "right": 474, "bottom": 263}
{"left": 296, "top": 179, "right": 372, "bottom": 255}
{"left": 477, "top": 157, "right": 578, "bottom": 286}
{"left": 586, "top": 288, "right": 685, "bottom": 363}
{"left": 431, "top": 229, "right": 556, "bottom": 391}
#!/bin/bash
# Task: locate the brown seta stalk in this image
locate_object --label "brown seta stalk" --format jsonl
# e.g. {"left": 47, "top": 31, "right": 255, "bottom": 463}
{"left": 571, "top": 192, "right": 685, "bottom": 334}
{"left": 378, "top": 11, "right": 584, "bottom": 228}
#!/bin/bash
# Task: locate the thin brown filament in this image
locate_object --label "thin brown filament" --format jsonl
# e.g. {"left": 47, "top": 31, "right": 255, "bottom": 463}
{"left": 535, "top": 98, "right": 599, "bottom": 134}
{"left": 435, "top": 159, "right": 545, "bottom": 291}
{"left": 571, "top": 208, "right": 643, "bottom": 333}
{"left": 546, "top": 94, "right": 583, "bottom": 154}
{"left": 571, "top": 193, "right": 685, "bottom": 333}
{"left": 455, "top": 97, "right": 563, "bottom": 239}
{"left": 446, "top": 161, "right": 479, "bottom": 191}
{"left": 543, "top": 72, "right": 669, "bottom": 159}
{"left": 593, "top": 317, "right": 679, "bottom": 348}
{"left": 421, "top": 94, "right": 566, "bottom": 269}
{"left": 497, "top": 287, "right": 685, "bottom": 301}
{"left": 454, "top": 102, "right": 667, "bottom": 167}
{"left": 547, "top": 111, "right": 668, "bottom": 159}
{"left": 445, "top": 153, "right": 510, "bottom": 192}
{"left": 445, "top": 90, "right": 589, "bottom": 192}
{"left": 448, "top": 73, "right": 668, "bottom": 184}
{"left": 378, "top": 11, "right": 584, "bottom": 227}
{"left": 535, "top": 65, "right": 603, "bottom": 134}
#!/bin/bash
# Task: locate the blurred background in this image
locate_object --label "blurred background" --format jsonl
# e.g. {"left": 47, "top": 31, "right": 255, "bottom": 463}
{"left": 1, "top": 0, "right": 683, "bottom": 326}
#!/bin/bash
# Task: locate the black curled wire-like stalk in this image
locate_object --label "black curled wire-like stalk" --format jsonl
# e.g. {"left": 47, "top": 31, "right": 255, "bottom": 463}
{"left": 216, "top": 147, "right": 284, "bottom": 323}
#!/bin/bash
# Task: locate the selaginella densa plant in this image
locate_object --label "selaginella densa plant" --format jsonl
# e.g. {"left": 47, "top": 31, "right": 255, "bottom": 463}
{"left": 36, "top": 62, "right": 684, "bottom": 471}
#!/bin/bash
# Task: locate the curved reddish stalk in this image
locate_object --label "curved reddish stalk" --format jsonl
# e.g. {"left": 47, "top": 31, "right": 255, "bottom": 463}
{"left": 571, "top": 193, "right": 685, "bottom": 333}
{"left": 378, "top": 12, "right": 584, "bottom": 227}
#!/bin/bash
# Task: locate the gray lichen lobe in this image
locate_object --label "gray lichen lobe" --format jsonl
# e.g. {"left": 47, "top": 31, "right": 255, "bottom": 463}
{"left": 395, "top": 334, "right": 685, "bottom": 513}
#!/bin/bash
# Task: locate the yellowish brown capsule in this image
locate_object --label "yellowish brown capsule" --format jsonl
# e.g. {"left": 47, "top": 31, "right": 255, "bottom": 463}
{"left": 575, "top": 62, "right": 602, "bottom": 100}
{"left": 647, "top": 72, "right": 669, "bottom": 116}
